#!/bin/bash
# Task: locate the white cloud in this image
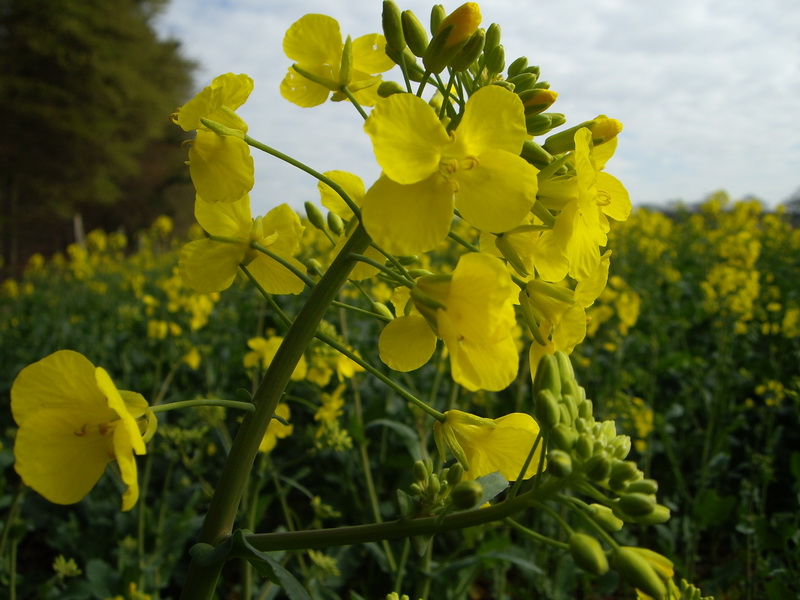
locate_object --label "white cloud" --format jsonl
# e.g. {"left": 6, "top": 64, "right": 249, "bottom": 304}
{"left": 156, "top": 0, "right": 800, "bottom": 214}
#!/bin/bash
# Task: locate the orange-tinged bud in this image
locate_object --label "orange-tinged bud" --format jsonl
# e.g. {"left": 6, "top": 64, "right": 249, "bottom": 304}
{"left": 520, "top": 88, "right": 558, "bottom": 116}
{"left": 436, "top": 2, "right": 482, "bottom": 49}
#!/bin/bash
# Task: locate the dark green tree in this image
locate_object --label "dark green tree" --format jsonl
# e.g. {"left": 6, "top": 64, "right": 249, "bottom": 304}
{"left": 0, "top": 0, "right": 195, "bottom": 274}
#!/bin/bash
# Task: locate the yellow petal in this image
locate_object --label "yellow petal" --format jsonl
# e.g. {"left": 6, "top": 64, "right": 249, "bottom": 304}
{"left": 379, "top": 315, "right": 438, "bottom": 371}
{"left": 453, "top": 86, "right": 527, "bottom": 157}
{"left": 176, "top": 73, "right": 254, "bottom": 132}
{"left": 96, "top": 368, "right": 145, "bottom": 456}
{"left": 247, "top": 254, "right": 306, "bottom": 295}
{"left": 352, "top": 34, "right": 395, "bottom": 74}
{"left": 364, "top": 94, "right": 449, "bottom": 184}
{"left": 179, "top": 238, "right": 244, "bottom": 293}
{"left": 259, "top": 204, "right": 304, "bottom": 257}
{"left": 598, "top": 172, "right": 631, "bottom": 222}
{"left": 14, "top": 409, "right": 111, "bottom": 505}
{"left": 283, "top": 14, "right": 342, "bottom": 66}
{"left": 194, "top": 194, "right": 252, "bottom": 237}
{"left": 455, "top": 149, "right": 538, "bottom": 233}
{"left": 189, "top": 131, "right": 254, "bottom": 204}
{"left": 280, "top": 65, "right": 334, "bottom": 108}
{"left": 114, "top": 425, "right": 140, "bottom": 511}
{"left": 362, "top": 174, "right": 454, "bottom": 255}
{"left": 575, "top": 250, "right": 611, "bottom": 307}
{"left": 552, "top": 304, "right": 587, "bottom": 353}
{"left": 319, "top": 171, "right": 365, "bottom": 219}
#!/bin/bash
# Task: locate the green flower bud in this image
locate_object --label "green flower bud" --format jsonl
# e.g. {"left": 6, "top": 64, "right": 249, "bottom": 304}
{"left": 430, "top": 4, "right": 446, "bottom": 33}
{"left": 589, "top": 503, "right": 624, "bottom": 532}
{"left": 627, "top": 478, "right": 658, "bottom": 495}
{"left": 494, "top": 233, "right": 529, "bottom": 277}
{"left": 422, "top": 24, "right": 456, "bottom": 74}
{"left": 382, "top": 1, "right": 405, "bottom": 53}
{"left": 526, "top": 112, "right": 566, "bottom": 137}
{"left": 524, "top": 65, "right": 541, "bottom": 78}
{"left": 304, "top": 201, "right": 327, "bottom": 231}
{"left": 520, "top": 140, "right": 553, "bottom": 168}
{"left": 450, "top": 480, "right": 483, "bottom": 510}
{"left": 506, "top": 56, "right": 528, "bottom": 78}
{"left": 371, "top": 302, "right": 394, "bottom": 320}
{"left": 396, "top": 254, "right": 418, "bottom": 265}
{"left": 339, "top": 35, "right": 353, "bottom": 85}
{"left": 613, "top": 547, "right": 667, "bottom": 600}
{"left": 507, "top": 72, "right": 537, "bottom": 93}
{"left": 519, "top": 88, "right": 558, "bottom": 116}
{"left": 305, "top": 258, "right": 323, "bottom": 277}
{"left": 576, "top": 433, "right": 594, "bottom": 460}
{"left": 326, "top": 211, "right": 344, "bottom": 235}
{"left": 401, "top": 10, "right": 429, "bottom": 57}
{"left": 551, "top": 423, "right": 577, "bottom": 451}
{"left": 449, "top": 28, "right": 485, "bottom": 72}
{"left": 630, "top": 504, "right": 671, "bottom": 525}
{"left": 534, "top": 389, "right": 561, "bottom": 430}
{"left": 427, "top": 473, "right": 441, "bottom": 497}
{"left": 618, "top": 493, "right": 656, "bottom": 517}
{"left": 610, "top": 460, "right": 640, "bottom": 484}
{"left": 543, "top": 116, "right": 623, "bottom": 155}
{"left": 569, "top": 533, "right": 609, "bottom": 575}
{"left": 484, "top": 23, "right": 501, "bottom": 52}
{"left": 446, "top": 463, "right": 464, "bottom": 486}
{"left": 578, "top": 399, "right": 593, "bottom": 420}
{"left": 378, "top": 80, "right": 406, "bottom": 98}
{"left": 491, "top": 79, "right": 515, "bottom": 92}
{"left": 532, "top": 353, "right": 561, "bottom": 397}
{"left": 558, "top": 403, "right": 573, "bottom": 426}
{"left": 585, "top": 453, "right": 613, "bottom": 481}
{"left": 408, "top": 482, "right": 422, "bottom": 496}
{"left": 546, "top": 450, "right": 572, "bottom": 478}
{"left": 610, "top": 435, "right": 632, "bottom": 460}
{"left": 413, "top": 459, "right": 429, "bottom": 482}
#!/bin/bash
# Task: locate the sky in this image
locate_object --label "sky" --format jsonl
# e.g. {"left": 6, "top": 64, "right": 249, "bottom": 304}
{"left": 154, "top": 0, "right": 800, "bottom": 216}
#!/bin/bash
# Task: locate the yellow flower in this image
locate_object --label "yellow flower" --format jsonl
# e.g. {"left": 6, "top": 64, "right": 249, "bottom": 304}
{"left": 259, "top": 403, "right": 294, "bottom": 453}
{"left": 433, "top": 410, "right": 543, "bottom": 481}
{"left": 10, "top": 350, "right": 152, "bottom": 511}
{"left": 436, "top": 3, "right": 482, "bottom": 49}
{"left": 379, "top": 253, "right": 518, "bottom": 391}
{"left": 173, "top": 73, "right": 255, "bottom": 204}
{"left": 179, "top": 196, "right": 305, "bottom": 294}
{"left": 244, "top": 336, "right": 307, "bottom": 381}
{"left": 362, "top": 85, "right": 538, "bottom": 254}
{"left": 280, "top": 14, "right": 394, "bottom": 108}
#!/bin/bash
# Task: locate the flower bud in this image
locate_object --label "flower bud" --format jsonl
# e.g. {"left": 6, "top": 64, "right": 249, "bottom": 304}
{"left": 630, "top": 504, "right": 671, "bottom": 525}
{"left": 507, "top": 72, "right": 537, "bottom": 93}
{"left": 506, "top": 56, "right": 528, "bottom": 78}
{"left": 484, "top": 44, "right": 505, "bottom": 75}
{"left": 326, "top": 211, "right": 344, "bottom": 235}
{"left": 339, "top": 35, "right": 353, "bottom": 85}
{"left": 589, "top": 503, "right": 624, "bottom": 532}
{"left": 408, "top": 482, "right": 422, "bottom": 496}
{"left": 546, "top": 450, "right": 572, "bottom": 478}
{"left": 542, "top": 116, "right": 623, "bottom": 155}
{"left": 371, "top": 302, "right": 395, "bottom": 320}
{"left": 627, "top": 478, "right": 658, "bottom": 495}
{"left": 491, "top": 79, "right": 514, "bottom": 92}
{"left": 435, "top": 2, "right": 481, "bottom": 49}
{"left": 304, "top": 201, "right": 327, "bottom": 231}
{"left": 401, "top": 10, "right": 429, "bottom": 57}
{"left": 449, "top": 28, "right": 485, "bottom": 72}
{"left": 520, "top": 140, "right": 553, "bottom": 169}
{"left": 551, "top": 423, "right": 577, "bottom": 451}
{"left": 532, "top": 353, "right": 561, "bottom": 397}
{"left": 618, "top": 493, "right": 656, "bottom": 517}
{"left": 305, "top": 258, "right": 323, "bottom": 277}
{"left": 450, "top": 480, "right": 483, "bottom": 510}
{"left": 519, "top": 88, "right": 558, "bottom": 116}
{"left": 430, "top": 4, "right": 446, "bottom": 33}
{"left": 494, "top": 233, "right": 529, "bottom": 276}
{"left": 613, "top": 547, "right": 667, "bottom": 600}
{"left": 585, "top": 453, "right": 612, "bottom": 481}
{"left": 382, "top": 1, "right": 406, "bottom": 53}
{"left": 427, "top": 473, "right": 441, "bottom": 497}
{"left": 569, "top": 533, "right": 609, "bottom": 575}
{"left": 526, "top": 112, "right": 566, "bottom": 137}
{"left": 413, "top": 459, "right": 429, "bottom": 482}
{"left": 610, "top": 460, "right": 640, "bottom": 484}
{"left": 534, "top": 389, "right": 561, "bottom": 429}
{"left": 484, "top": 23, "right": 501, "bottom": 52}
{"left": 378, "top": 80, "right": 406, "bottom": 98}
{"left": 446, "top": 463, "right": 464, "bottom": 486}
{"left": 576, "top": 433, "right": 594, "bottom": 460}
{"left": 578, "top": 399, "right": 593, "bottom": 420}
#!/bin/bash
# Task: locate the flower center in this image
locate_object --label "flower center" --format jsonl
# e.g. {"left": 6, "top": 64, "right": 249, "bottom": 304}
{"left": 438, "top": 156, "right": 479, "bottom": 191}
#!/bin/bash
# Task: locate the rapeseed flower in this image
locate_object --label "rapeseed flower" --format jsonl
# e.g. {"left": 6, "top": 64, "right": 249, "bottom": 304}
{"left": 172, "top": 73, "right": 255, "bottom": 204}
{"left": 433, "top": 410, "right": 543, "bottom": 480}
{"left": 179, "top": 196, "right": 305, "bottom": 295}
{"left": 362, "top": 85, "right": 538, "bottom": 254}
{"left": 11, "top": 350, "right": 151, "bottom": 511}
{"left": 380, "top": 253, "right": 518, "bottom": 391}
{"left": 259, "top": 403, "right": 294, "bottom": 453}
{"left": 281, "top": 14, "right": 394, "bottom": 107}
{"left": 244, "top": 336, "right": 307, "bottom": 381}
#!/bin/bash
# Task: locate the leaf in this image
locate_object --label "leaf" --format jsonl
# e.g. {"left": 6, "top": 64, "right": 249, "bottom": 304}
{"left": 366, "top": 418, "right": 423, "bottom": 460}
{"left": 232, "top": 530, "right": 312, "bottom": 600}
{"left": 473, "top": 471, "right": 509, "bottom": 506}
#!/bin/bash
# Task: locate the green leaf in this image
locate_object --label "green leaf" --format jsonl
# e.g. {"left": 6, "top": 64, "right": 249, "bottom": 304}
{"left": 232, "top": 530, "right": 312, "bottom": 600}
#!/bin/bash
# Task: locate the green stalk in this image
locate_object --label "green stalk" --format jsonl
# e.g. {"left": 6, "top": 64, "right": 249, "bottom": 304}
{"left": 179, "top": 223, "right": 372, "bottom": 600}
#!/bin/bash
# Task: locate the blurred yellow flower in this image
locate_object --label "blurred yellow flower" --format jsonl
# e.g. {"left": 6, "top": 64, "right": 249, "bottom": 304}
{"left": 259, "top": 403, "right": 294, "bottom": 453}
{"left": 11, "top": 350, "right": 152, "bottom": 511}
{"left": 244, "top": 336, "right": 307, "bottom": 381}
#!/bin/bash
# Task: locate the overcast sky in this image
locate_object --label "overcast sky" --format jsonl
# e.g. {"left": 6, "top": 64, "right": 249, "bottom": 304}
{"left": 155, "top": 0, "right": 800, "bottom": 215}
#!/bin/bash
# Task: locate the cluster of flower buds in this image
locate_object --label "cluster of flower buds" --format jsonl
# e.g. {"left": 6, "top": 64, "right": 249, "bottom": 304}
{"left": 533, "top": 352, "right": 670, "bottom": 526}
{"left": 397, "top": 458, "right": 482, "bottom": 517}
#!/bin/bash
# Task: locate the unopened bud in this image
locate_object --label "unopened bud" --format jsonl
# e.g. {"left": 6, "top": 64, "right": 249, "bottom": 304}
{"left": 585, "top": 453, "right": 613, "bottom": 481}
{"left": 435, "top": 2, "right": 481, "bottom": 49}
{"left": 532, "top": 353, "right": 561, "bottom": 397}
{"left": 506, "top": 56, "right": 528, "bottom": 78}
{"left": 378, "top": 80, "right": 406, "bottom": 98}
{"left": 576, "top": 433, "right": 594, "bottom": 460}
{"left": 491, "top": 79, "right": 514, "bottom": 92}
{"left": 446, "top": 463, "right": 464, "bottom": 486}
{"left": 401, "top": 10, "right": 429, "bottom": 57}
{"left": 326, "top": 211, "right": 344, "bottom": 235}
{"left": 305, "top": 259, "right": 323, "bottom": 277}
{"left": 519, "top": 88, "right": 558, "bottom": 116}
{"left": 450, "top": 480, "right": 483, "bottom": 510}
{"left": 618, "top": 493, "right": 656, "bottom": 517}
{"left": 526, "top": 112, "right": 567, "bottom": 137}
{"left": 429, "top": 4, "right": 446, "bottom": 33}
{"left": 569, "top": 533, "right": 609, "bottom": 576}
{"left": 578, "top": 399, "right": 593, "bottom": 420}
{"left": 613, "top": 547, "right": 667, "bottom": 600}
{"left": 382, "top": 1, "right": 406, "bottom": 53}
{"left": 630, "top": 504, "right": 671, "bottom": 525}
{"left": 408, "top": 482, "right": 422, "bottom": 496}
{"left": 449, "top": 28, "right": 485, "bottom": 71}
{"left": 546, "top": 450, "right": 572, "bottom": 478}
{"left": 589, "top": 503, "right": 624, "bottom": 532}
{"left": 304, "top": 201, "right": 326, "bottom": 231}
{"left": 627, "top": 478, "right": 658, "bottom": 495}
{"left": 495, "top": 233, "right": 529, "bottom": 277}
{"left": 427, "top": 473, "right": 441, "bottom": 497}
{"left": 339, "top": 35, "right": 353, "bottom": 85}
{"left": 413, "top": 459, "right": 429, "bottom": 482}
{"left": 542, "top": 116, "right": 623, "bottom": 155}
{"left": 397, "top": 254, "right": 418, "bottom": 265}
{"left": 551, "top": 423, "right": 577, "bottom": 451}
{"left": 371, "top": 302, "right": 395, "bottom": 320}
{"left": 610, "top": 460, "right": 640, "bottom": 484}
{"left": 484, "top": 23, "right": 501, "bottom": 52}
{"left": 507, "top": 72, "right": 537, "bottom": 93}
{"left": 534, "top": 389, "right": 561, "bottom": 429}
{"left": 520, "top": 140, "right": 553, "bottom": 169}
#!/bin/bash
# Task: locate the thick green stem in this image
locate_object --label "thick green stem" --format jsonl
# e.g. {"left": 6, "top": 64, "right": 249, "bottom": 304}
{"left": 179, "top": 223, "right": 372, "bottom": 600}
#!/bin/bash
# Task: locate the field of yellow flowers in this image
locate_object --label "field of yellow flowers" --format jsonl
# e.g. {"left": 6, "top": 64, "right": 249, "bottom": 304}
{"left": 1, "top": 193, "right": 797, "bottom": 599}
